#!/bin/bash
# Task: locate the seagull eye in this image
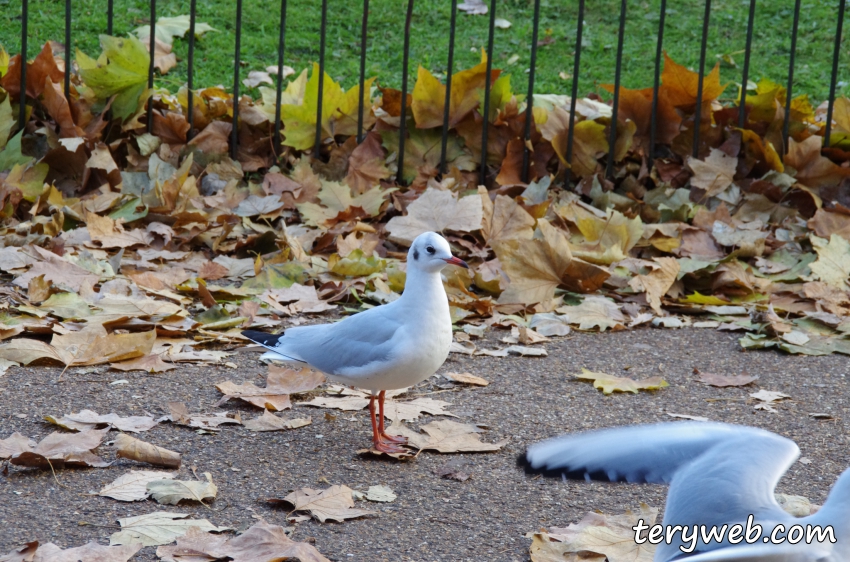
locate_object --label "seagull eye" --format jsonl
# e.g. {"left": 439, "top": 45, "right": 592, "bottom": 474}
{"left": 426, "top": 246, "right": 435, "bottom": 255}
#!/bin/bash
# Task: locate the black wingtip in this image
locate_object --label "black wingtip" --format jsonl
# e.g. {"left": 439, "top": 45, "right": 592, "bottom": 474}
{"left": 517, "top": 451, "right": 536, "bottom": 473}
{"left": 241, "top": 330, "right": 284, "bottom": 347}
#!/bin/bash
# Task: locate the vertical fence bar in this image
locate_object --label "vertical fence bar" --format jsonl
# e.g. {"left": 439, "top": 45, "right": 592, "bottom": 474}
{"left": 649, "top": 0, "right": 667, "bottom": 161}
{"left": 479, "top": 0, "right": 497, "bottom": 186}
{"left": 439, "top": 0, "right": 458, "bottom": 175}
{"left": 186, "top": 0, "right": 197, "bottom": 140}
{"left": 397, "top": 0, "right": 414, "bottom": 184}
{"left": 692, "top": 0, "right": 711, "bottom": 158}
{"left": 107, "top": 0, "right": 114, "bottom": 35}
{"left": 737, "top": 0, "right": 757, "bottom": 129}
{"left": 314, "top": 0, "right": 328, "bottom": 158}
{"left": 231, "top": 0, "right": 243, "bottom": 159}
{"left": 824, "top": 0, "right": 846, "bottom": 148}
{"left": 605, "top": 0, "right": 627, "bottom": 178}
{"left": 782, "top": 0, "right": 802, "bottom": 153}
{"left": 356, "top": 0, "right": 370, "bottom": 143}
{"left": 146, "top": 0, "right": 156, "bottom": 133}
{"left": 565, "top": 0, "right": 584, "bottom": 168}
{"left": 18, "top": 0, "right": 28, "bottom": 131}
{"left": 521, "top": 0, "right": 541, "bottom": 183}
{"left": 64, "top": 0, "right": 71, "bottom": 99}
{"left": 273, "top": 0, "right": 288, "bottom": 150}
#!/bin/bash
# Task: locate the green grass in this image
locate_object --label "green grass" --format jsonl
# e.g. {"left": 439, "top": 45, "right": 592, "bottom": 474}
{"left": 1, "top": 0, "right": 848, "bottom": 104}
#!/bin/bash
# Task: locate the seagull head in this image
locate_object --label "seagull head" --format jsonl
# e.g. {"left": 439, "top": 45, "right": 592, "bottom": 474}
{"left": 408, "top": 232, "right": 468, "bottom": 273}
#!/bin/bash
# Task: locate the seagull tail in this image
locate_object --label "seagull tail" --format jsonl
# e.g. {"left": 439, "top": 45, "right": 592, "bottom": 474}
{"left": 241, "top": 330, "right": 306, "bottom": 364}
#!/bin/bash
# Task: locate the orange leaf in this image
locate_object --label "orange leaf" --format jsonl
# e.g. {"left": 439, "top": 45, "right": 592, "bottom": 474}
{"left": 785, "top": 136, "right": 850, "bottom": 188}
{"left": 412, "top": 59, "right": 500, "bottom": 129}
{"left": 660, "top": 52, "right": 726, "bottom": 109}
{"left": 601, "top": 84, "right": 681, "bottom": 146}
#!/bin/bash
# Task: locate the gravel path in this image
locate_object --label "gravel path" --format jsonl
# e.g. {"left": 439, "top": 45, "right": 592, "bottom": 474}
{"left": 1, "top": 328, "right": 848, "bottom": 561}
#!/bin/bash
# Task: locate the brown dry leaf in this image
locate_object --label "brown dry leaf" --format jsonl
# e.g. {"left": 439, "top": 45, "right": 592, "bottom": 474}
{"left": 0, "top": 433, "right": 37, "bottom": 459}
{"left": 209, "top": 521, "right": 331, "bottom": 562}
{"left": 166, "top": 402, "right": 242, "bottom": 430}
{"left": 575, "top": 368, "right": 668, "bottom": 395}
{"left": 155, "top": 526, "right": 230, "bottom": 562}
{"left": 443, "top": 372, "right": 489, "bottom": 386}
{"left": 45, "top": 325, "right": 157, "bottom": 367}
{"left": 243, "top": 409, "right": 312, "bottom": 432}
{"left": 385, "top": 187, "right": 483, "bottom": 246}
{"left": 479, "top": 188, "right": 536, "bottom": 244}
{"left": 4, "top": 542, "right": 143, "bottom": 562}
{"left": 751, "top": 389, "right": 790, "bottom": 413}
{"left": 556, "top": 297, "right": 625, "bottom": 331}
{"left": 0, "top": 338, "right": 70, "bottom": 366}
{"left": 214, "top": 367, "right": 308, "bottom": 411}
{"left": 697, "top": 372, "right": 758, "bottom": 387}
{"left": 115, "top": 433, "right": 181, "bottom": 468}
{"left": 10, "top": 428, "right": 110, "bottom": 469}
{"left": 280, "top": 485, "right": 376, "bottom": 522}
{"left": 99, "top": 470, "right": 175, "bottom": 502}
{"left": 688, "top": 148, "right": 737, "bottom": 197}
{"left": 785, "top": 135, "right": 850, "bottom": 188}
{"left": 387, "top": 419, "right": 508, "bottom": 453}
{"left": 12, "top": 247, "right": 99, "bottom": 293}
{"left": 110, "top": 511, "right": 230, "bottom": 547}
{"left": 44, "top": 409, "right": 158, "bottom": 433}
{"left": 531, "top": 504, "right": 658, "bottom": 562}
{"left": 110, "top": 355, "right": 176, "bottom": 373}
{"left": 627, "top": 257, "right": 680, "bottom": 315}
{"left": 345, "top": 131, "right": 390, "bottom": 192}
{"left": 493, "top": 219, "right": 573, "bottom": 305}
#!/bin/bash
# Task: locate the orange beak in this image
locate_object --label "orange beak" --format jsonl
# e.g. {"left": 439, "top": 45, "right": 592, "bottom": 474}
{"left": 443, "top": 256, "right": 469, "bottom": 269}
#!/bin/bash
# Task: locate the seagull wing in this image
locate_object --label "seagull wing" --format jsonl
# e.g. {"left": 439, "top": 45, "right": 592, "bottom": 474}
{"left": 256, "top": 303, "right": 407, "bottom": 377}
{"left": 521, "top": 422, "right": 758, "bottom": 484}
{"left": 670, "top": 543, "right": 832, "bottom": 562}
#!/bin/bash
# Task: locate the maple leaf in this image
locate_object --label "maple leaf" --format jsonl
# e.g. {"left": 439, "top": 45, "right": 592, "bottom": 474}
{"left": 540, "top": 107, "right": 608, "bottom": 177}
{"left": 110, "top": 512, "right": 230, "bottom": 547}
{"left": 77, "top": 35, "right": 150, "bottom": 120}
{"left": 688, "top": 148, "right": 737, "bottom": 197}
{"left": 0, "top": 96, "right": 14, "bottom": 150}
{"left": 480, "top": 188, "right": 536, "bottom": 244}
{"left": 381, "top": 126, "right": 475, "bottom": 183}
{"left": 243, "top": 409, "right": 312, "bottom": 432}
{"left": 9, "top": 428, "right": 110, "bottom": 469}
{"left": 110, "top": 354, "right": 176, "bottom": 373}
{"left": 810, "top": 234, "right": 850, "bottom": 290}
{"left": 412, "top": 57, "right": 500, "bottom": 129}
{"left": 147, "top": 473, "right": 218, "bottom": 505}
{"left": 660, "top": 52, "right": 726, "bottom": 109}
{"left": 387, "top": 419, "right": 509, "bottom": 453}
{"left": 280, "top": 485, "right": 376, "bottom": 522}
{"left": 345, "top": 131, "right": 390, "bottom": 192}
{"left": 45, "top": 409, "right": 158, "bottom": 433}
{"left": 785, "top": 135, "right": 850, "bottom": 188}
{"left": 602, "top": 84, "right": 681, "bottom": 147}
{"left": 203, "top": 522, "right": 331, "bottom": 562}
{"left": 100, "top": 470, "right": 175, "bottom": 502}
{"left": 566, "top": 206, "right": 643, "bottom": 265}
{"left": 627, "top": 257, "right": 680, "bottom": 315}
{"left": 280, "top": 63, "right": 345, "bottom": 150}
{"left": 0, "top": 43, "right": 64, "bottom": 99}
{"left": 493, "top": 219, "right": 572, "bottom": 305}
{"left": 556, "top": 296, "right": 626, "bottom": 331}
{"left": 133, "top": 15, "right": 216, "bottom": 46}
{"left": 385, "top": 187, "right": 483, "bottom": 245}
{"left": 575, "top": 368, "right": 668, "bottom": 394}
{"left": 296, "top": 180, "right": 393, "bottom": 228}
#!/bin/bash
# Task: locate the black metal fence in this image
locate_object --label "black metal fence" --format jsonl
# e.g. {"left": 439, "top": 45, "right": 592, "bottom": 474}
{"left": 6, "top": 0, "right": 849, "bottom": 186}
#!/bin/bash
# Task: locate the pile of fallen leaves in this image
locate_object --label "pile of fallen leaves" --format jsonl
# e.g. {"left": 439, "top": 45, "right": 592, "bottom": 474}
{"left": 0, "top": 21, "right": 849, "bottom": 370}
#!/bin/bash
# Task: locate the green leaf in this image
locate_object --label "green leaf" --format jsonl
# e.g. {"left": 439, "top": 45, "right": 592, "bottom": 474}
{"left": 680, "top": 292, "right": 729, "bottom": 305}
{"left": 241, "top": 263, "right": 308, "bottom": 292}
{"left": 77, "top": 35, "right": 150, "bottom": 120}
{"left": 40, "top": 292, "right": 93, "bottom": 319}
{"left": 328, "top": 249, "right": 385, "bottom": 277}
{"left": 109, "top": 198, "right": 149, "bottom": 223}
{"left": 0, "top": 95, "right": 15, "bottom": 150}
{"left": 4, "top": 162, "right": 49, "bottom": 202}
{"left": 0, "top": 130, "right": 34, "bottom": 172}
{"left": 575, "top": 368, "right": 668, "bottom": 394}
{"left": 281, "top": 63, "right": 344, "bottom": 150}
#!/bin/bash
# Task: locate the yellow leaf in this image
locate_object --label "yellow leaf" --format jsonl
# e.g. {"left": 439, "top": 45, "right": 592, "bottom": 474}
{"left": 280, "top": 63, "right": 345, "bottom": 150}
{"left": 627, "top": 257, "right": 680, "bottom": 315}
{"left": 575, "top": 368, "right": 668, "bottom": 394}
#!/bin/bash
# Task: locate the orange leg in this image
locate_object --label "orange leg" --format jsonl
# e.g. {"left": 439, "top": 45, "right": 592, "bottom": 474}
{"left": 378, "top": 390, "right": 408, "bottom": 444}
{"left": 369, "top": 393, "right": 405, "bottom": 453}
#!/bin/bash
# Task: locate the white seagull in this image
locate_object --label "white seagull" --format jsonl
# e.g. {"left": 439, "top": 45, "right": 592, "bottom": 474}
{"left": 242, "top": 231, "right": 467, "bottom": 453}
{"left": 520, "top": 422, "right": 849, "bottom": 561}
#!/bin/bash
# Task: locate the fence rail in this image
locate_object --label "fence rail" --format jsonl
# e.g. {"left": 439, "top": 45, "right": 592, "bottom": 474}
{"left": 5, "top": 0, "right": 850, "bottom": 186}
